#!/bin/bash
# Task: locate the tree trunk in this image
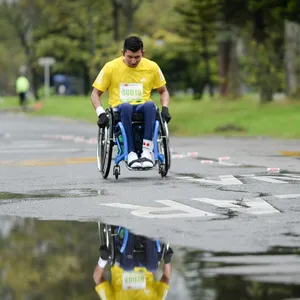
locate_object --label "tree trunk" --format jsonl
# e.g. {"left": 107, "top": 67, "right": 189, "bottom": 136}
{"left": 260, "top": 88, "right": 273, "bottom": 103}
{"left": 126, "top": 11, "right": 133, "bottom": 36}
{"left": 121, "top": 0, "right": 143, "bottom": 37}
{"left": 88, "top": 5, "right": 95, "bottom": 56}
{"left": 83, "top": 65, "right": 90, "bottom": 95}
{"left": 201, "top": 26, "right": 214, "bottom": 97}
{"left": 284, "top": 20, "right": 300, "bottom": 97}
{"left": 218, "top": 39, "right": 231, "bottom": 97}
{"left": 112, "top": 0, "right": 121, "bottom": 41}
{"left": 252, "top": 9, "right": 273, "bottom": 103}
{"left": 228, "top": 38, "right": 242, "bottom": 98}
{"left": 31, "top": 67, "right": 40, "bottom": 101}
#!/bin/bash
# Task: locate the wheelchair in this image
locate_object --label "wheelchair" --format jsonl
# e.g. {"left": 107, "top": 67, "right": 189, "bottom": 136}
{"left": 96, "top": 106, "right": 171, "bottom": 179}
{"left": 98, "top": 223, "right": 169, "bottom": 271}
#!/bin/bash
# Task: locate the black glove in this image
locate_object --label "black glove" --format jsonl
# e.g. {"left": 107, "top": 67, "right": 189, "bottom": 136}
{"left": 97, "top": 113, "right": 108, "bottom": 128}
{"left": 161, "top": 106, "right": 171, "bottom": 123}
{"left": 99, "top": 245, "right": 110, "bottom": 260}
{"left": 163, "top": 247, "right": 173, "bottom": 264}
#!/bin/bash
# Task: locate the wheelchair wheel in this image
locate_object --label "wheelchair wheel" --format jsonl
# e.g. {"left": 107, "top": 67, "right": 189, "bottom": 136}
{"left": 98, "top": 223, "right": 116, "bottom": 265}
{"left": 97, "top": 110, "right": 113, "bottom": 179}
{"left": 164, "top": 121, "right": 172, "bottom": 170}
{"left": 158, "top": 121, "right": 170, "bottom": 177}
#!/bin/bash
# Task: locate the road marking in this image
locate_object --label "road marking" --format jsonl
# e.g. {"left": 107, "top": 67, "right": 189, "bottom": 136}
{"left": 0, "top": 148, "right": 82, "bottom": 154}
{"left": 176, "top": 175, "right": 243, "bottom": 185}
{"left": 190, "top": 197, "right": 280, "bottom": 215}
{"left": 1, "top": 157, "right": 96, "bottom": 166}
{"left": 178, "top": 174, "right": 300, "bottom": 185}
{"left": 100, "top": 200, "right": 216, "bottom": 219}
{"left": 280, "top": 151, "right": 300, "bottom": 157}
{"left": 251, "top": 176, "right": 288, "bottom": 183}
{"left": 100, "top": 194, "right": 300, "bottom": 219}
{"left": 275, "top": 194, "right": 300, "bottom": 199}
{"left": 252, "top": 175, "right": 300, "bottom": 183}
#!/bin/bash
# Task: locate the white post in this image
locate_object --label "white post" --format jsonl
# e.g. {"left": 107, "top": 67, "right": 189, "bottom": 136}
{"left": 38, "top": 57, "right": 56, "bottom": 99}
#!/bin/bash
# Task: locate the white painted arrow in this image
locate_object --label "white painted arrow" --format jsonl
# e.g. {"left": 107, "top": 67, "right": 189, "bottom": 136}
{"left": 100, "top": 200, "right": 216, "bottom": 219}
{"left": 275, "top": 194, "right": 300, "bottom": 199}
{"left": 190, "top": 197, "right": 280, "bottom": 215}
{"left": 176, "top": 175, "right": 243, "bottom": 186}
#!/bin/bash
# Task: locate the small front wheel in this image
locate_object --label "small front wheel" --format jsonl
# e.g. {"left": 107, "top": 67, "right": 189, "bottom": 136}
{"left": 159, "top": 164, "right": 167, "bottom": 177}
{"left": 113, "top": 165, "right": 120, "bottom": 180}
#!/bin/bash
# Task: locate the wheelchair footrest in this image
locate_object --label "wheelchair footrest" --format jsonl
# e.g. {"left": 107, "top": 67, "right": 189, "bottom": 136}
{"left": 125, "top": 162, "right": 157, "bottom": 171}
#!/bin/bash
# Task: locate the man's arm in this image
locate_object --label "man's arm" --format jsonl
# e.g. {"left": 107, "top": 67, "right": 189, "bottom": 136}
{"left": 157, "top": 85, "right": 171, "bottom": 123}
{"left": 93, "top": 264, "right": 106, "bottom": 285}
{"left": 91, "top": 87, "right": 104, "bottom": 110}
{"left": 160, "top": 263, "right": 172, "bottom": 285}
{"left": 157, "top": 85, "right": 170, "bottom": 107}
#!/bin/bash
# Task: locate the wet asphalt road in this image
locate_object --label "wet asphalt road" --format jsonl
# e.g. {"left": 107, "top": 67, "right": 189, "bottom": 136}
{"left": 1, "top": 112, "right": 300, "bottom": 251}
{"left": 1, "top": 113, "right": 300, "bottom": 261}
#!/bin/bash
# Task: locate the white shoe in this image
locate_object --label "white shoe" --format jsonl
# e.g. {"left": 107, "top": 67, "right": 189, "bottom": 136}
{"left": 128, "top": 151, "right": 142, "bottom": 168}
{"left": 141, "top": 148, "right": 154, "bottom": 168}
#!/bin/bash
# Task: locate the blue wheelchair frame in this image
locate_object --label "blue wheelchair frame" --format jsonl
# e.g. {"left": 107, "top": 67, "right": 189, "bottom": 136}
{"left": 97, "top": 107, "right": 170, "bottom": 179}
{"left": 115, "top": 227, "right": 163, "bottom": 271}
{"left": 113, "top": 116, "right": 165, "bottom": 167}
{"left": 98, "top": 223, "right": 169, "bottom": 270}
{"left": 117, "top": 227, "right": 162, "bottom": 254}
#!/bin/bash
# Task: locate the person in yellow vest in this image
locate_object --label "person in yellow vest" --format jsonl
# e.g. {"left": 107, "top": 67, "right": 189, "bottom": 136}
{"left": 91, "top": 36, "right": 171, "bottom": 169}
{"left": 16, "top": 74, "right": 30, "bottom": 109}
{"left": 93, "top": 239, "right": 173, "bottom": 299}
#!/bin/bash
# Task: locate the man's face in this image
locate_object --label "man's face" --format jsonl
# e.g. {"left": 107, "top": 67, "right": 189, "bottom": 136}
{"left": 122, "top": 49, "right": 144, "bottom": 68}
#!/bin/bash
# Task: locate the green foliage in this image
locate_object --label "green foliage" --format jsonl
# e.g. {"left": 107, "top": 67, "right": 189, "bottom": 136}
{"left": 2, "top": 0, "right": 300, "bottom": 100}
{"left": 240, "top": 40, "right": 285, "bottom": 94}
{"left": 0, "top": 219, "right": 98, "bottom": 299}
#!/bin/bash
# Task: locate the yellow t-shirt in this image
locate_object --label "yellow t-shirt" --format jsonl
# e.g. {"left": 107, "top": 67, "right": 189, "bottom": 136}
{"left": 92, "top": 57, "right": 167, "bottom": 107}
{"left": 95, "top": 265, "right": 169, "bottom": 300}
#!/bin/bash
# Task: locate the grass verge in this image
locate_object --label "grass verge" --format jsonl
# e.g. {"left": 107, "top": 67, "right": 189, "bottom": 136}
{"left": 1, "top": 94, "right": 300, "bottom": 138}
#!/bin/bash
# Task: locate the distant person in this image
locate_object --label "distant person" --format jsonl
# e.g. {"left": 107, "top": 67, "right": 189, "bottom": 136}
{"left": 16, "top": 74, "right": 30, "bottom": 109}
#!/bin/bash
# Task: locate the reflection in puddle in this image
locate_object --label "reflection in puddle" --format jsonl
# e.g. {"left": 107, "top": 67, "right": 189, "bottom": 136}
{"left": 0, "top": 217, "right": 300, "bottom": 299}
{"left": 94, "top": 223, "right": 172, "bottom": 299}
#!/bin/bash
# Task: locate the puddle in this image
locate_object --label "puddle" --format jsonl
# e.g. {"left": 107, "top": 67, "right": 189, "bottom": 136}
{"left": 0, "top": 217, "right": 300, "bottom": 299}
{"left": 0, "top": 189, "right": 107, "bottom": 201}
{"left": 176, "top": 173, "right": 204, "bottom": 179}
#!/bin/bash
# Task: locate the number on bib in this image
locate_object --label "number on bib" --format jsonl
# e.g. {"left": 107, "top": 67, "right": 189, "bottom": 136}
{"left": 120, "top": 83, "right": 143, "bottom": 103}
{"left": 122, "top": 271, "right": 146, "bottom": 290}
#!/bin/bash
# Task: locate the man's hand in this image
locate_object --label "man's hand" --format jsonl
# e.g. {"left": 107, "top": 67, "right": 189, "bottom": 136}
{"left": 99, "top": 245, "right": 110, "bottom": 260}
{"left": 97, "top": 113, "right": 108, "bottom": 128}
{"left": 163, "top": 247, "right": 173, "bottom": 264}
{"left": 161, "top": 106, "right": 171, "bottom": 123}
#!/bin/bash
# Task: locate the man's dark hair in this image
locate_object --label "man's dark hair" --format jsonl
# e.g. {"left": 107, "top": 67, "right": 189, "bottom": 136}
{"left": 123, "top": 36, "right": 143, "bottom": 52}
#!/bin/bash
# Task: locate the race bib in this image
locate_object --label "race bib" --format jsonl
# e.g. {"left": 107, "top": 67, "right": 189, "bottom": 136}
{"left": 120, "top": 83, "right": 143, "bottom": 103}
{"left": 122, "top": 271, "right": 146, "bottom": 290}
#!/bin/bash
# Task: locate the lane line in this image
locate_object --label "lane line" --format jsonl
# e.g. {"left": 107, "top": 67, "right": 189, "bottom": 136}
{"left": 280, "top": 151, "right": 300, "bottom": 157}
{"left": 0, "top": 157, "right": 96, "bottom": 166}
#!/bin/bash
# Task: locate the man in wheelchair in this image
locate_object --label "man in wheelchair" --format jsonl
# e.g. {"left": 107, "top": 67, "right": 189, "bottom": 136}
{"left": 93, "top": 226, "right": 173, "bottom": 299}
{"left": 91, "top": 36, "right": 171, "bottom": 169}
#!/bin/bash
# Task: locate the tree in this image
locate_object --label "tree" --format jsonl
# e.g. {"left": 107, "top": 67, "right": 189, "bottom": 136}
{"left": 34, "top": 0, "right": 111, "bottom": 94}
{"left": 0, "top": 0, "right": 45, "bottom": 99}
{"left": 111, "top": 0, "right": 122, "bottom": 41}
{"left": 0, "top": 14, "right": 25, "bottom": 95}
{"left": 176, "top": 0, "right": 220, "bottom": 98}
{"left": 121, "top": 0, "right": 143, "bottom": 36}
